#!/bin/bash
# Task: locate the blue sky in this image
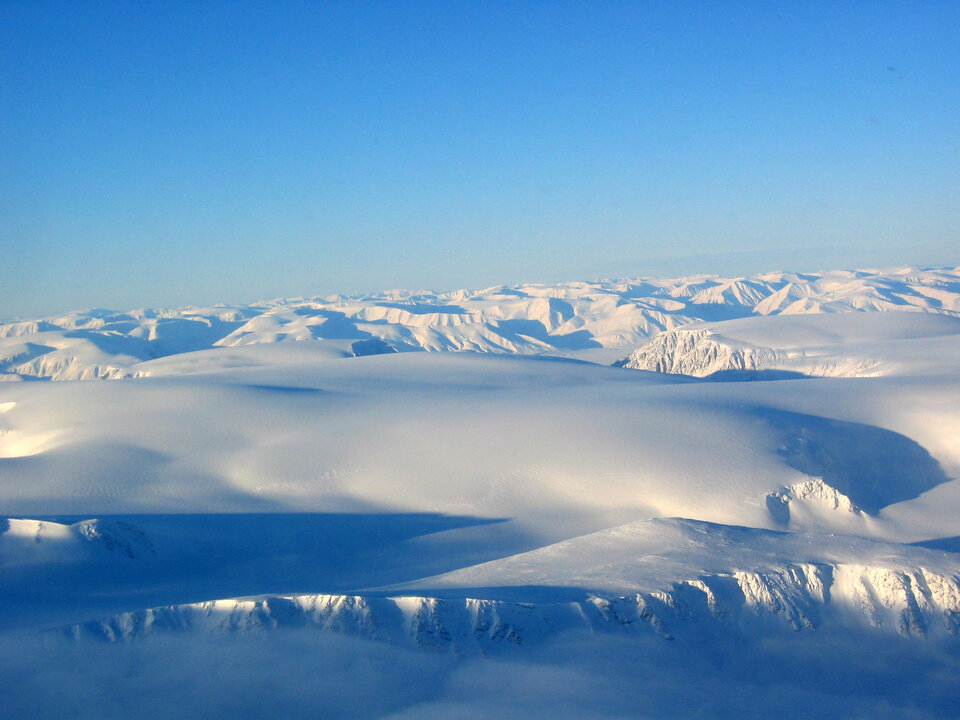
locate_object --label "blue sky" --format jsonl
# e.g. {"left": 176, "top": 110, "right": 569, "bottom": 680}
{"left": 1, "top": 1, "right": 958, "bottom": 317}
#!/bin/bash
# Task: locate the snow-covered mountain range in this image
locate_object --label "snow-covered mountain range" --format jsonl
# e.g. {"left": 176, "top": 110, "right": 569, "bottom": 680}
{"left": 2, "top": 266, "right": 960, "bottom": 718}
{"left": 2, "top": 266, "right": 958, "bottom": 381}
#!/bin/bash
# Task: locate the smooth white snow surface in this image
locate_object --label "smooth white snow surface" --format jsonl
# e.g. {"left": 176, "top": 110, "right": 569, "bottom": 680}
{"left": 1, "top": 266, "right": 960, "bottom": 718}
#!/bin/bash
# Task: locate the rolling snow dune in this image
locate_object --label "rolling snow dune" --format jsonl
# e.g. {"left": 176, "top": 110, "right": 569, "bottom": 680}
{"left": 3, "top": 353, "right": 952, "bottom": 538}
{"left": 2, "top": 267, "right": 960, "bottom": 719}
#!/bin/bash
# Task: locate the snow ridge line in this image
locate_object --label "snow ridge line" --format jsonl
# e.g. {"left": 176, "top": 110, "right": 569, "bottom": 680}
{"left": 63, "top": 563, "right": 960, "bottom": 649}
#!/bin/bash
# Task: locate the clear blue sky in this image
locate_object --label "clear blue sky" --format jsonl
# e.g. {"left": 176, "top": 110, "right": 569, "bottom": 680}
{"left": 1, "top": 1, "right": 958, "bottom": 317}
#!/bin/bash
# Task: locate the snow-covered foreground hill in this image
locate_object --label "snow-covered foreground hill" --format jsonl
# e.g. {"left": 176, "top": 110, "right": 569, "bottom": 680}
{"left": 2, "top": 267, "right": 960, "bottom": 718}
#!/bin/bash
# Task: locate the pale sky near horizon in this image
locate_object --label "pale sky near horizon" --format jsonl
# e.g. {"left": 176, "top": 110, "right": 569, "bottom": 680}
{"left": 2, "top": 1, "right": 959, "bottom": 318}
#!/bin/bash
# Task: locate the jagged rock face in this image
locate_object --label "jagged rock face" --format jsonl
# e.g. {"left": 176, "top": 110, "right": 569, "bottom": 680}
{"left": 766, "top": 479, "right": 862, "bottom": 525}
{"left": 67, "top": 563, "right": 960, "bottom": 650}
{"left": 613, "top": 318, "right": 929, "bottom": 379}
{"left": 615, "top": 329, "right": 781, "bottom": 377}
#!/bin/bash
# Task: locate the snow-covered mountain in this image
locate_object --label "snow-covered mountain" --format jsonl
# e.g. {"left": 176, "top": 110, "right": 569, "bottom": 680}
{"left": 69, "top": 519, "right": 960, "bottom": 648}
{"left": 2, "top": 266, "right": 958, "bottom": 381}
{"left": 615, "top": 311, "right": 960, "bottom": 379}
{"left": 2, "top": 266, "right": 960, "bottom": 719}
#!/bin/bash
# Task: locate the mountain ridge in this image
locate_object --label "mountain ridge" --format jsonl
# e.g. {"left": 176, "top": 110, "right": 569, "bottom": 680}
{"left": 2, "top": 266, "right": 958, "bottom": 381}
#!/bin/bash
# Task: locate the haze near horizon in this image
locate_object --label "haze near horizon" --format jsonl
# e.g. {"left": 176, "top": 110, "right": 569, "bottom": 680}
{"left": 2, "top": 1, "right": 958, "bottom": 317}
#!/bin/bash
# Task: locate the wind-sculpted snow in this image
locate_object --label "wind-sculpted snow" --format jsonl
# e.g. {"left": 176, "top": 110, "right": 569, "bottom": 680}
{"left": 767, "top": 409, "right": 951, "bottom": 515}
{"left": 1, "top": 266, "right": 959, "bottom": 380}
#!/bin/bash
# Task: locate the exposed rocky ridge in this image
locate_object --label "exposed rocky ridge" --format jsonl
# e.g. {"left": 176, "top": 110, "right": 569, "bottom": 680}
{"left": 66, "top": 561, "right": 960, "bottom": 649}
{"left": 765, "top": 479, "right": 863, "bottom": 526}
{"left": 613, "top": 323, "right": 928, "bottom": 379}
{"left": 614, "top": 328, "right": 785, "bottom": 377}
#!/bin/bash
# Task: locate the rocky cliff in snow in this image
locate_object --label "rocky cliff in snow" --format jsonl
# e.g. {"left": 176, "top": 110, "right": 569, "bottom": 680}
{"left": 68, "top": 560, "right": 960, "bottom": 649}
